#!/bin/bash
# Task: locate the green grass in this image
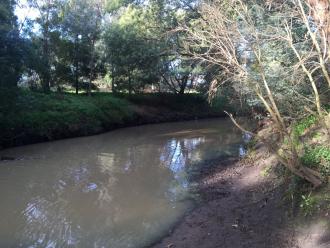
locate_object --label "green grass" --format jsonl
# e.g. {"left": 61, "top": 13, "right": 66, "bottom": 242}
{"left": 324, "top": 104, "right": 330, "bottom": 112}
{"left": 0, "top": 90, "right": 134, "bottom": 146}
{"left": 301, "top": 146, "right": 330, "bottom": 177}
{"left": 293, "top": 115, "right": 318, "bottom": 137}
{"left": 0, "top": 89, "right": 226, "bottom": 148}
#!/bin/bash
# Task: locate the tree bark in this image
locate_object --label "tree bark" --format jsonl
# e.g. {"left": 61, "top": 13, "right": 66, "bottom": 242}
{"left": 88, "top": 38, "right": 96, "bottom": 97}
{"left": 178, "top": 76, "right": 188, "bottom": 95}
{"left": 128, "top": 70, "right": 132, "bottom": 96}
{"left": 306, "top": 0, "right": 330, "bottom": 56}
{"left": 111, "top": 63, "right": 116, "bottom": 94}
{"left": 74, "top": 36, "right": 79, "bottom": 95}
{"left": 42, "top": 5, "right": 50, "bottom": 93}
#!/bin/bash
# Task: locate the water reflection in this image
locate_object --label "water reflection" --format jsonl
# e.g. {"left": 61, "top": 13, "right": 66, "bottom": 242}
{"left": 0, "top": 119, "right": 250, "bottom": 248}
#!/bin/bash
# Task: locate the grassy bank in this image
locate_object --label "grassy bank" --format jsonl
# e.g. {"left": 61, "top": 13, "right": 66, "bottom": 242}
{"left": 288, "top": 113, "right": 330, "bottom": 217}
{"left": 0, "top": 89, "right": 229, "bottom": 149}
{"left": 246, "top": 112, "right": 330, "bottom": 217}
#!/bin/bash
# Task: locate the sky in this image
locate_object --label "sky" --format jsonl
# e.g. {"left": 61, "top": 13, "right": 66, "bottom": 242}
{"left": 15, "top": 0, "right": 39, "bottom": 25}
{"left": 14, "top": 0, "right": 40, "bottom": 34}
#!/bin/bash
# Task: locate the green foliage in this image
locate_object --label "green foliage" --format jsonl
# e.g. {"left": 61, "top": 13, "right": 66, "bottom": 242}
{"left": 293, "top": 115, "right": 317, "bottom": 137}
{"left": 300, "top": 193, "right": 316, "bottom": 216}
{"left": 312, "top": 131, "right": 322, "bottom": 140}
{"left": 0, "top": 89, "right": 134, "bottom": 147}
{"left": 0, "top": 90, "right": 224, "bottom": 148}
{"left": 103, "top": 0, "right": 200, "bottom": 94}
{"left": 5, "top": 0, "right": 201, "bottom": 94}
{"left": 0, "top": 0, "right": 23, "bottom": 87}
{"left": 119, "top": 93, "right": 224, "bottom": 117}
{"left": 325, "top": 104, "right": 330, "bottom": 112}
{"left": 260, "top": 165, "right": 272, "bottom": 177}
{"left": 301, "top": 146, "right": 330, "bottom": 166}
{"left": 301, "top": 146, "right": 330, "bottom": 177}
{"left": 106, "top": 0, "right": 135, "bottom": 12}
{"left": 103, "top": 3, "right": 166, "bottom": 93}
{"left": 283, "top": 173, "right": 314, "bottom": 216}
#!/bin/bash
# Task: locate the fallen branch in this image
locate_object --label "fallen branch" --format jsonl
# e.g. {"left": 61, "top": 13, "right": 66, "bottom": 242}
{"left": 224, "top": 111, "right": 255, "bottom": 136}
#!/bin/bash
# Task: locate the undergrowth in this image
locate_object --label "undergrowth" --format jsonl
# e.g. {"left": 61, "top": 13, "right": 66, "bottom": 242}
{"left": 293, "top": 115, "right": 317, "bottom": 137}
{"left": 283, "top": 114, "right": 330, "bottom": 216}
{"left": 301, "top": 146, "right": 330, "bottom": 178}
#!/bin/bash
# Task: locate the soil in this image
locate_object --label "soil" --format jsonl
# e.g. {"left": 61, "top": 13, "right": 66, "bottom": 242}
{"left": 151, "top": 145, "right": 330, "bottom": 248}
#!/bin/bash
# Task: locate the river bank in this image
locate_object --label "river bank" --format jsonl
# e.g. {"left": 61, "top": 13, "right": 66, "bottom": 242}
{"left": 152, "top": 122, "right": 330, "bottom": 248}
{"left": 152, "top": 146, "right": 296, "bottom": 248}
{"left": 153, "top": 158, "right": 330, "bottom": 248}
{"left": 0, "top": 90, "right": 230, "bottom": 149}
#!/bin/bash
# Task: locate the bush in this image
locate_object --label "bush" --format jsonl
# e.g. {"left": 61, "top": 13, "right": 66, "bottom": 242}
{"left": 293, "top": 115, "right": 317, "bottom": 137}
{"left": 301, "top": 146, "right": 330, "bottom": 177}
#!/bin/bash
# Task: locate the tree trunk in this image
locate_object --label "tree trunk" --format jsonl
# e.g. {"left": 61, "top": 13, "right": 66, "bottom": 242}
{"left": 42, "top": 8, "right": 50, "bottom": 93}
{"left": 307, "top": 0, "right": 330, "bottom": 54}
{"left": 75, "top": 72, "right": 79, "bottom": 95}
{"left": 178, "top": 76, "right": 188, "bottom": 95}
{"left": 128, "top": 70, "right": 132, "bottom": 96}
{"left": 74, "top": 37, "right": 79, "bottom": 95}
{"left": 111, "top": 63, "right": 116, "bottom": 94}
{"left": 88, "top": 38, "right": 96, "bottom": 97}
{"left": 298, "top": 0, "right": 330, "bottom": 88}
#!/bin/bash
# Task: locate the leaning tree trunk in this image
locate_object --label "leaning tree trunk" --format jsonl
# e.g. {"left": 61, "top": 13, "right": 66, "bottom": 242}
{"left": 298, "top": 0, "right": 330, "bottom": 87}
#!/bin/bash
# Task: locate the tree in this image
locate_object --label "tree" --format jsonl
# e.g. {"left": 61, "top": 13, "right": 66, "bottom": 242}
{"left": 180, "top": 0, "right": 329, "bottom": 186}
{"left": 27, "top": 0, "right": 63, "bottom": 92}
{"left": 306, "top": 0, "right": 330, "bottom": 57}
{"left": 103, "top": 4, "right": 163, "bottom": 94}
{"left": 0, "top": 0, "right": 23, "bottom": 88}
{"left": 160, "top": 58, "right": 200, "bottom": 94}
{"left": 62, "top": 0, "right": 105, "bottom": 95}
{"left": 103, "top": 0, "right": 200, "bottom": 94}
{"left": 153, "top": 0, "right": 202, "bottom": 94}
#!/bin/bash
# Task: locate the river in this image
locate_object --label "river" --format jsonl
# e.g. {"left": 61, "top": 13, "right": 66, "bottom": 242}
{"left": 0, "top": 118, "right": 249, "bottom": 248}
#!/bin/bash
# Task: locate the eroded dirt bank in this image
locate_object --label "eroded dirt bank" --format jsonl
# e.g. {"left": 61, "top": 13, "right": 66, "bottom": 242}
{"left": 152, "top": 145, "right": 330, "bottom": 248}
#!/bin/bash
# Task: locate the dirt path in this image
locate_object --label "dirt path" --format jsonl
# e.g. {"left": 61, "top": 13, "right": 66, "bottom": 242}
{"left": 152, "top": 147, "right": 330, "bottom": 248}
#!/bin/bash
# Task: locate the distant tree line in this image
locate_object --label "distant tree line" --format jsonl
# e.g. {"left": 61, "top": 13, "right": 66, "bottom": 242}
{"left": 1, "top": 0, "right": 330, "bottom": 184}
{"left": 1, "top": 0, "right": 206, "bottom": 95}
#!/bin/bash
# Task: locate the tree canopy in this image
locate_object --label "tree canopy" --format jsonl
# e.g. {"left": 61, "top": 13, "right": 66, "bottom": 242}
{"left": 3, "top": 0, "right": 200, "bottom": 95}
{"left": 0, "top": 0, "right": 23, "bottom": 88}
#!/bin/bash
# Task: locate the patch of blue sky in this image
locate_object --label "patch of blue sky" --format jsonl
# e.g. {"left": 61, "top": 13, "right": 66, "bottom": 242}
{"left": 15, "top": 0, "right": 40, "bottom": 34}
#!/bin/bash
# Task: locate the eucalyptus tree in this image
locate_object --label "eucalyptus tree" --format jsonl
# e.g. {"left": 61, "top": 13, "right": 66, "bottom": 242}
{"left": 61, "top": 0, "right": 105, "bottom": 95}
{"left": 27, "top": 0, "right": 64, "bottom": 92}
{"left": 103, "top": 4, "right": 163, "bottom": 94}
{"left": 103, "top": 0, "right": 200, "bottom": 94}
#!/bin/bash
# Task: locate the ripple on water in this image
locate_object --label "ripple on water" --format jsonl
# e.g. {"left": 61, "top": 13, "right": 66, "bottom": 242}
{"left": 0, "top": 119, "right": 252, "bottom": 248}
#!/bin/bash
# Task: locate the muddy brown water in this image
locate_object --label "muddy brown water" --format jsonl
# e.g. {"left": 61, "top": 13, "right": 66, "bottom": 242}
{"left": 0, "top": 119, "right": 250, "bottom": 248}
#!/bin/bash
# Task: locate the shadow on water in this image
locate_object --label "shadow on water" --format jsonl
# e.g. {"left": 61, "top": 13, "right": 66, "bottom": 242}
{"left": 152, "top": 148, "right": 330, "bottom": 248}
{"left": 0, "top": 119, "right": 251, "bottom": 248}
